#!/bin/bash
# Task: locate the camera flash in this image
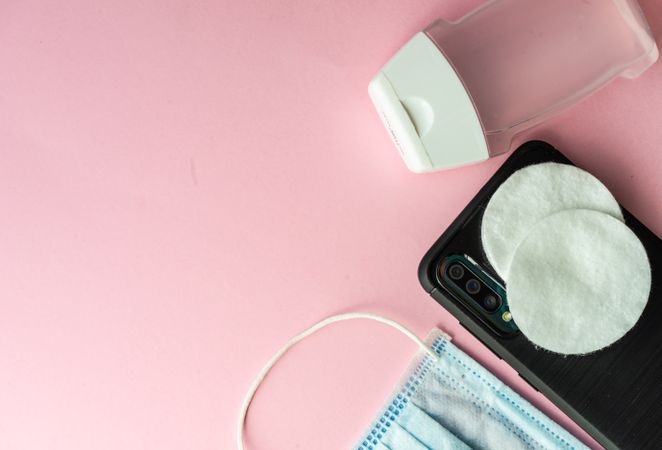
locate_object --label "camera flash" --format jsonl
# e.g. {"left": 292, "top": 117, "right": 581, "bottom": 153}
{"left": 502, "top": 311, "right": 512, "bottom": 322}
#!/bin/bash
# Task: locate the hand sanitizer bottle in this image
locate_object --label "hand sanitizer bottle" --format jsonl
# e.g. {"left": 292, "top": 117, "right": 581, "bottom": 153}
{"left": 369, "top": 0, "right": 658, "bottom": 172}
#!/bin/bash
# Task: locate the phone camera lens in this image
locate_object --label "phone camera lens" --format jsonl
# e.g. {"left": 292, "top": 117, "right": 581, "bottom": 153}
{"left": 466, "top": 279, "right": 481, "bottom": 294}
{"left": 448, "top": 264, "right": 465, "bottom": 280}
{"left": 483, "top": 295, "right": 499, "bottom": 312}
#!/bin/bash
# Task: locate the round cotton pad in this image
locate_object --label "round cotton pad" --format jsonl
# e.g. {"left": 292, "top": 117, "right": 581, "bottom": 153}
{"left": 481, "top": 162, "right": 623, "bottom": 279}
{"left": 507, "top": 209, "right": 651, "bottom": 355}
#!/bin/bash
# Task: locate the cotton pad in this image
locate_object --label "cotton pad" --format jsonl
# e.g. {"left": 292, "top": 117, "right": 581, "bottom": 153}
{"left": 507, "top": 209, "right": 651, "bottom": 355}
{"left": 481, "top": 162, "right": 623, "bottom": 279}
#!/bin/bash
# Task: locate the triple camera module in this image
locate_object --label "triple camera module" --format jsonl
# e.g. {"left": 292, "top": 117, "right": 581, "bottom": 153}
{"left": 437, "top": 255, "right": 518, "bottom": 335}
{"left": 444, "top": 260, "right": 501, "bottom": 313}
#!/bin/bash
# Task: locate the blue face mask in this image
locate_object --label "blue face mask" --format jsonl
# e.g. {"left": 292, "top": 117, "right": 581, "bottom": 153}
{"left": 238, "top": 313, "right": 588, "bottom": 450}
{"left": 357, "top": 328, "right": 587, "bottom": 450}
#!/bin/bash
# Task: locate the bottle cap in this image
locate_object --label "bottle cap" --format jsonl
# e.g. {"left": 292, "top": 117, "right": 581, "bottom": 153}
{"left": 369, "top": 33, "right": 488, "bottom": 173}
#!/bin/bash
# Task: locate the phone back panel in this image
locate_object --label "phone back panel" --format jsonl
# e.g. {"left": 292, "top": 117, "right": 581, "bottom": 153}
{"left": 418, "top": 141, "right": 662, "bottom": 450}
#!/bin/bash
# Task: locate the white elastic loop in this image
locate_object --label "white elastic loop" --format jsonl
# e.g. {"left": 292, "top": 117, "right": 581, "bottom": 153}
{"left": 237, "top": 312, "right": 439, "bottom": 450}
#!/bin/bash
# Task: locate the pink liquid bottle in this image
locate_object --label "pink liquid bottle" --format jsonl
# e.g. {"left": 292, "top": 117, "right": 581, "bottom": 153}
{"left": 369, "top": 0, "right": 658, "bottom": 172}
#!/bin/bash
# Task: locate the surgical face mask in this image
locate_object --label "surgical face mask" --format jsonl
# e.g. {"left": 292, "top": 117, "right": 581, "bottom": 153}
{"left": 238, "top": 313, "right": 588, "bottom": 450}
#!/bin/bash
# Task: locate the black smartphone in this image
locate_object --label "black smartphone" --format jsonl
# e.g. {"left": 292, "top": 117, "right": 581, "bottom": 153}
{"left": 418, "top": 141, "right": 662, "bottom": 450}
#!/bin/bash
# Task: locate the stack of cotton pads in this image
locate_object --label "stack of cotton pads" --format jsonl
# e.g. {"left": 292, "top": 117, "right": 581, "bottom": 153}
{"left": 481, "top": 163, "right": 651, "bottom": 355}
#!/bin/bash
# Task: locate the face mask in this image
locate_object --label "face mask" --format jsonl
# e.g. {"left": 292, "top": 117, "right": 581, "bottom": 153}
{"left": 238, "top": 313, "right": 588, "bottom": 450}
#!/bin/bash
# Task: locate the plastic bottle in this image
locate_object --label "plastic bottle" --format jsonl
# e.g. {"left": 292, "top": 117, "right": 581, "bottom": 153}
{"left": 369, "top": 0, "right": 658, "bottom": 172}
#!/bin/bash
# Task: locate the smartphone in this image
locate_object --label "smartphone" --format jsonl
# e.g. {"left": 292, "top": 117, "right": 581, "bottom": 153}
{"left": 418, "top": 141, "right": 662, "bottom": 450}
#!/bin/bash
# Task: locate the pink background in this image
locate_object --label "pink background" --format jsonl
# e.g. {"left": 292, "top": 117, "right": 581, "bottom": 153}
{"left": 1, "top": 1, "right": 660, "bottom": 449}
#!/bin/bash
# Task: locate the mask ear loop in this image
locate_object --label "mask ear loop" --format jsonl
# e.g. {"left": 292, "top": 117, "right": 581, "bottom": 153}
{"left": 237, "top": 312, "right": 440, "bottom": 450}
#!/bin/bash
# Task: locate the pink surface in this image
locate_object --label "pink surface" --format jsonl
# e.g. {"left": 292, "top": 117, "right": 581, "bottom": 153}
{"left": 0, "top": 1, "right": 660, "bottom": 449}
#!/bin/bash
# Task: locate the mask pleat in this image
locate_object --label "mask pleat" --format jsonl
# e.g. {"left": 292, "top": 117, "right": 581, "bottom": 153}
{"left": 394, "top": 402, "right": 472, "bottom": 450}
{"left": 379, "top": 420, "right": 433, "bottom": 450}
